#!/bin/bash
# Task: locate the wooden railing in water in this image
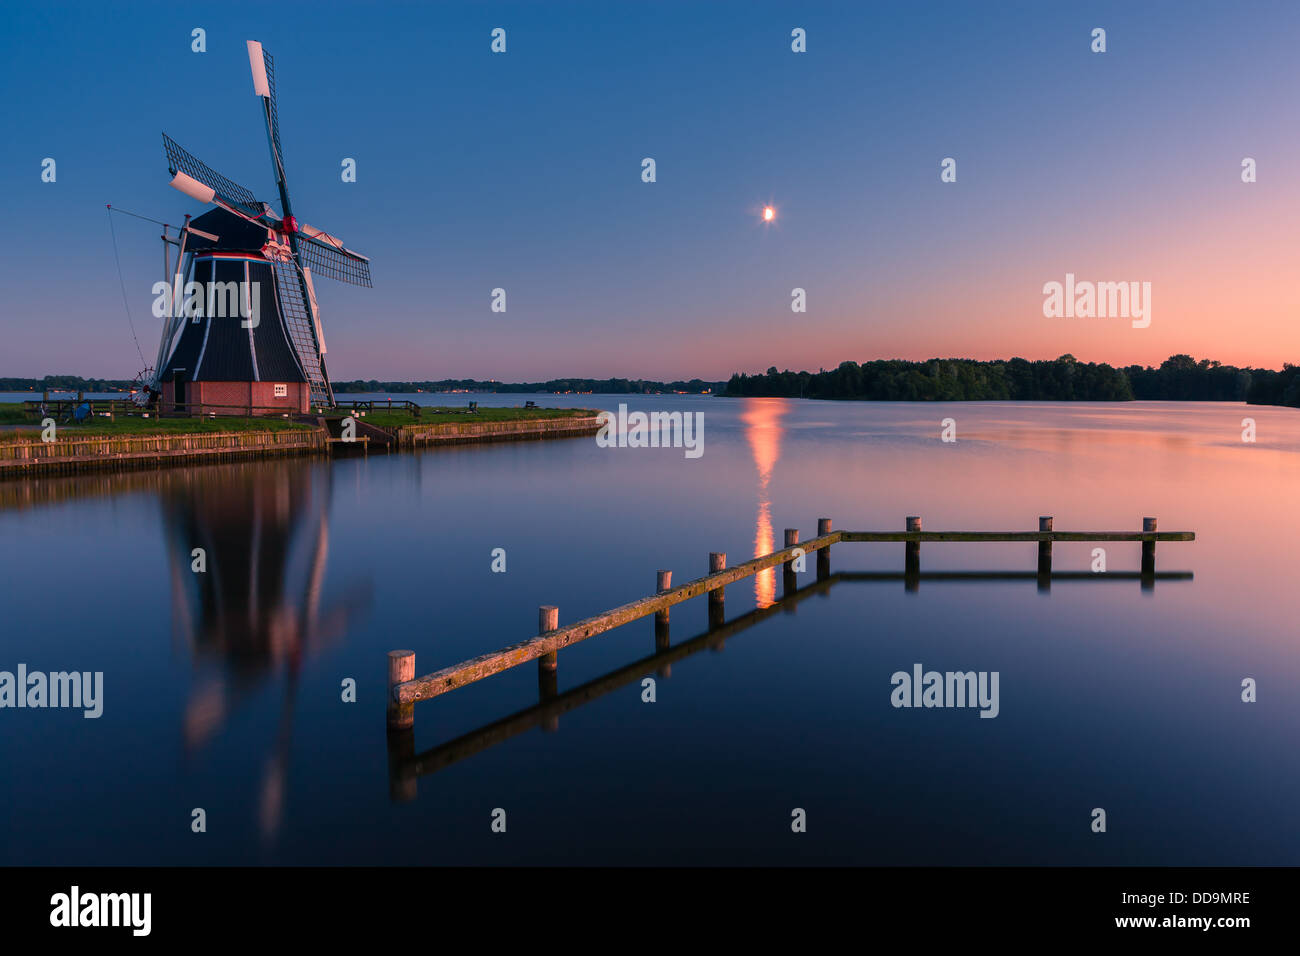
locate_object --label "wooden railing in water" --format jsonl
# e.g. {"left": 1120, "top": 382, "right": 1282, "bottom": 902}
{"left": 386, "top": 516, "right": 1195, "bottom": 729}
{"left": 385, "top": 560, "right": 1194, "bottom": 798}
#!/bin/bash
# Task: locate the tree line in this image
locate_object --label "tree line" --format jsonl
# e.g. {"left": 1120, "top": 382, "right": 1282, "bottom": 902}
{"left": 0, "top": 375, "right": 135, "bottom": 392}
{"left": 723, "top": 355, "right": 1300, "bottom": 406}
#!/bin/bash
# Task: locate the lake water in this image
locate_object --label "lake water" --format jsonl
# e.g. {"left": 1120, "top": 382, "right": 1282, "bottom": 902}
{"left": 1, "top": 395, "right": 1296, "bottom": 865}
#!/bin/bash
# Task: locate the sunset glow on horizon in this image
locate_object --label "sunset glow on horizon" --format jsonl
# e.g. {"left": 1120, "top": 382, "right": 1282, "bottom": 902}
{"left": 4, "top": 3, "right": 1300, "bottom": 382}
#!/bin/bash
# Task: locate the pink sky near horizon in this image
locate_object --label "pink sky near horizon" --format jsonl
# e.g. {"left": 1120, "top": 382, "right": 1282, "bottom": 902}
{"left": 6, "top": 2, "right": 1300, "bottom": 384}
{"left": 316, "top": 160, "right": 1300, "bottom": 382}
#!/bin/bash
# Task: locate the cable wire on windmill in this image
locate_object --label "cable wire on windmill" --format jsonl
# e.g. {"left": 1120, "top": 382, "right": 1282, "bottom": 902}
{"left": 105, "top": 204, "right": 149, "bottom": 374}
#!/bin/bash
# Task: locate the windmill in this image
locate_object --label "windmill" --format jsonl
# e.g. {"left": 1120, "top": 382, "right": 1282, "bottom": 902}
{"left": 146, "top": 40, "right": 371, "bottom": 414}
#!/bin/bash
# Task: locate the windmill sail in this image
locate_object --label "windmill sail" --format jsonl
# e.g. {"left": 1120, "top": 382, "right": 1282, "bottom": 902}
{"left": 254, "top": 43, "right": 287, "bottom": 181}
{"left": 272, "top": 258, "right": 333, "bottom": 406}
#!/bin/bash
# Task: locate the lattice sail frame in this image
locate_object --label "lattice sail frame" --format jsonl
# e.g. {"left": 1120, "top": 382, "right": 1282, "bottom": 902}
{"left": 298, "top": 238, "right": 372, "bottom": 287}
{"left": 263, "top": 49, "right": 372, "bottom": 288}
{"left": 162, "top": 134, "right": 265, "bottom": 220}
{"left": 264, "top": 48, "right": 286, "bottom": 179}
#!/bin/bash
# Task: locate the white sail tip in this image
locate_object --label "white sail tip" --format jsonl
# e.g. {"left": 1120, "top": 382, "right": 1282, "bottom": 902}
{"left": 247, "top": 41, "right": 270, "bottom": 97}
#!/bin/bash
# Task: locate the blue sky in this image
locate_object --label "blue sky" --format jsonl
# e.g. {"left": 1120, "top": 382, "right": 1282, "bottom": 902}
{"left": 3, "top": 1, "right": 1299, "bottom": 380}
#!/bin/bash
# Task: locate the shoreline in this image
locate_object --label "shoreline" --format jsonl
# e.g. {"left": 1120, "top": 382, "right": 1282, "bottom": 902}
{"left": 0, "top": 412, "right": 603, "bottom": 479}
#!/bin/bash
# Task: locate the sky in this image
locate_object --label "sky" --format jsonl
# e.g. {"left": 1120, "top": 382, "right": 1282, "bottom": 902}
{"left": 2, "top": 0, "right": 1299, "bottom": 382}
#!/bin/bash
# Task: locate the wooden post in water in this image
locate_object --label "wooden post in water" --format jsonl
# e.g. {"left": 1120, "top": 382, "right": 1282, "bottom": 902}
{"left": 783, "top": 528, "right": 800, "bottom": 597}
{"left": 538, "top": 605, "right": 559, "bottom": 679}
{"left": 538, "top": 605, "right": 559, "bottom": 727}
{"left": 905, "top": 516, "right": 921, "bottom": 590}
{"left": 655, "top": 570, "right": 672, "bottom": 627}
{"left": 817, "top": 517, "right": 832, "bottom": 579}
{"left": 1037, "top": 516, "right": 1053, "bottom": 592}
{"left": 708, "top": 551, "right": 726, "bottom": 629}
{"left": 655, "top": 570, "right": 672, "bottom": 653}
{"left": 387, "top": 649, "right": 415, "bottom": 730}
{"left": 1141, "top": 517, "right": 1157, "bottom": 580}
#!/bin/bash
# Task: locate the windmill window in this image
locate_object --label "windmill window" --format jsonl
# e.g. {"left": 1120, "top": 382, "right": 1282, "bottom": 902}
{"left": 274, "top": 383, "right": 288, "bottom": 398}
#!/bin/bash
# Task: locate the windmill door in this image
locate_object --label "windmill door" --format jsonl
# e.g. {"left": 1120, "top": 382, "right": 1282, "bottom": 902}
{"left": 174, "top": 372, "right": 188, "bottom": 412}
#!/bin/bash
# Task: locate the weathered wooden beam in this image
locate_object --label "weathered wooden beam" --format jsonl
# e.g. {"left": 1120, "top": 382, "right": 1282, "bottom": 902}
{"left": 395, "top": 531, "right": 841, "bottom": 704}
{"left": 400, "top": 570, "right": 844, "bottom": 781}
{"left": 839, "top": 530, "right": 1194, "bottom": 542}
{"left": 836, "top": 570, "right": 1194, "bottom": 581}
{"left": 387, "top": 650, "right": 415, "bottom": 730}
{"left": 392, "top": 522, "right": 1196, "bottom": 707}
{"left": 392, "top": 558, "right": 1202, "bottom": 784}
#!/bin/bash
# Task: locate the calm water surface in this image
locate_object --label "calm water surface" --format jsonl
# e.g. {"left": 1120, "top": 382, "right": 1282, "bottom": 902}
{"left": 1, "top": 395, "right": 1296, "bottom": 865}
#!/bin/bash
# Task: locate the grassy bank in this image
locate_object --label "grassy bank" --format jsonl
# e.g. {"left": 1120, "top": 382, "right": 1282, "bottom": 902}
{"left": 0, "top": 403, "right": 311, "bottom": 443}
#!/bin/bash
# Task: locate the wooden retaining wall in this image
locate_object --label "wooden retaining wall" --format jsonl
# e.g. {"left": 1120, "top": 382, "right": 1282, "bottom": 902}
{"left": 0, "top": 428, "right": 326, "bottom": 478}
{"left": 0, "top": 411, "right": 603, "bottom": 478}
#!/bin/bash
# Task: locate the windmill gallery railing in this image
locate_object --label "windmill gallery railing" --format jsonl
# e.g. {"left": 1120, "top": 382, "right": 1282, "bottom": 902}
{"left": 333, "top": 399, "right": 423, "bottom": 418}
{"left": 385, "top": 517, "right": 1195, "bottom": 731}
